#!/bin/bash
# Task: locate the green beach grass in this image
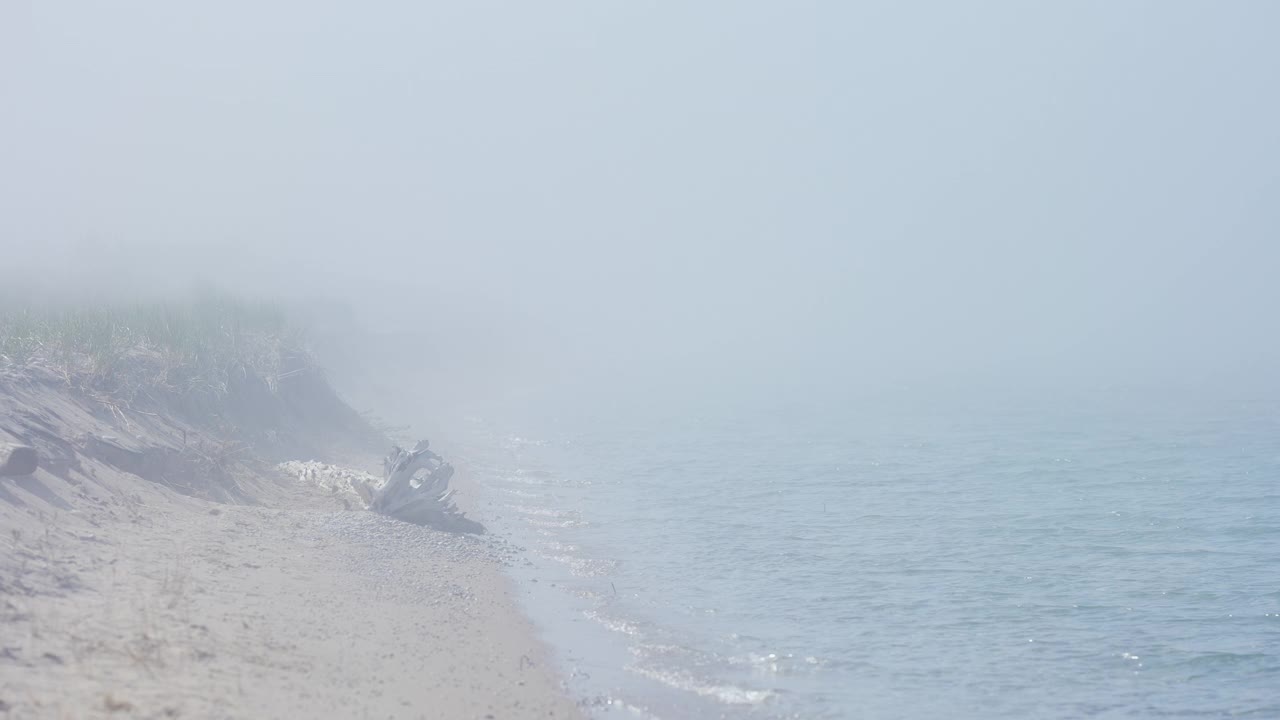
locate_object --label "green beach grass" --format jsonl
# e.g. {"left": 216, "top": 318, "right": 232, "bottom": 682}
{"left": 0, "top": 295, "right": 307, "bottom": 403}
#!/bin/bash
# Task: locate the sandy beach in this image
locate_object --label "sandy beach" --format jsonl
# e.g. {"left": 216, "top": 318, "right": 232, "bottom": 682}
{"left": 0, "top": 360, "right": 581, "bottom": 719}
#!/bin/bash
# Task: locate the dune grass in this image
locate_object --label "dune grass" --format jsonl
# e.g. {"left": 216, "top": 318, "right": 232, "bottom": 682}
{"left": 0, "top": 295, "right": 306, "bottom": 402}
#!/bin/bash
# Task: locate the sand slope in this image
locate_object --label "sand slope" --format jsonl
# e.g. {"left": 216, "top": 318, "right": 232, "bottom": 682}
{"left": 0, "top": 368, "right": 580, "bottom": 719}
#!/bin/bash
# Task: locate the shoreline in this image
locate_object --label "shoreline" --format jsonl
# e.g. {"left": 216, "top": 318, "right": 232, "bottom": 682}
{"left": 446, "top": 427, "right": 791, "bottom": 720}
{"left": 0, "top": 365, "right": 583, "bottom": 718}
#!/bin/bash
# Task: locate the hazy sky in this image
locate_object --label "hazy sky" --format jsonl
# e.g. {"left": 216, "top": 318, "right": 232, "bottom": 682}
{"left": 3, "top": 1, "right": 1278, "bottom": 399}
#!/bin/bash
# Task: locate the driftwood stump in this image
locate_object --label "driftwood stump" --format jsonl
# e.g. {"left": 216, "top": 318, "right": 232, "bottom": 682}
{"left": 0, "top": 442, "right": 38, "bottom": 477}
{"left": 369, "top": 440, "right": 484, "bottom": 534}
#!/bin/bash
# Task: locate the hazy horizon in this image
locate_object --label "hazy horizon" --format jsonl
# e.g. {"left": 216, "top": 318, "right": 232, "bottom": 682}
{"left": 4, "top": 1, "right": 1279, "bottom": 402}
{"left": 4, "top": 7, "right": 1280, "bottom": 717}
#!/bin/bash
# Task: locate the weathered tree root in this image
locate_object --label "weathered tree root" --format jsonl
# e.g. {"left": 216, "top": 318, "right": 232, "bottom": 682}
{"left": 0, "top": 442, "right": 38, "bottom": 477}
{"left": 368, "top": 440, "right": 484, "bottom": 534}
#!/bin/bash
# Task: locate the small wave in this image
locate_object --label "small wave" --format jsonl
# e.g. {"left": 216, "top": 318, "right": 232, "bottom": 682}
{"left": 629, "top": 665, "right": 776, "bottom": 706}
{"left": 580, "top": 696, "right": 663, "bottom": 720}
{"left": 629, "top": 643, "right": 688, "bottom": 659}
{"left": 496, "top": 487, "right": 539, "bottom": 498}
{"left": 544, "top": 554, "right": 617, "bottom": 577}
{"left": 505, "top": 474, "right": 549, "bottom": 486}
{"left": 524, "top": 517, "right": 590, "bottom": 529}
{"left": 584, "top": 609, "right": 644, "bottom": 637}
{"left": 1170, "top": 651, "right": 1269, "bottom": 668}
{"left": 504, "top": 436, "right": 550, "bottom": 448}
{"left": 610, "top": 700, "right": 662, "bottom": 720}
{"left": 727, "top": 651, "right": 826, "bottom": 674}
{"left": 513, "top": 504, "right": 579, "bottom": 519}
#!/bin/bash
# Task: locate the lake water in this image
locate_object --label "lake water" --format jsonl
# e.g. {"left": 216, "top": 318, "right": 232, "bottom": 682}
{"left": 459, "top": 387, "right": 1280, "bottom": 718}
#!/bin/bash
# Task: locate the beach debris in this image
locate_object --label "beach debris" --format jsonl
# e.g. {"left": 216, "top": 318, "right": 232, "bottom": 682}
{"left": 0, "top": 442, "right": 38, "bottom": 477}
{"left": 370, "top": 440, "right": 484, "bottom": 534}
{"left": 278, "top": 440, "right": 484, "bottom": 534}
{"left": 278, "top": 460, "right": 379, "bottom": 503}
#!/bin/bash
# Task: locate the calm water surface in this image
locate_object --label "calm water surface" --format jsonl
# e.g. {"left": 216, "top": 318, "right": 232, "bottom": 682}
{"left": 459, "top": 389, "right": 1280, "bottom": 718}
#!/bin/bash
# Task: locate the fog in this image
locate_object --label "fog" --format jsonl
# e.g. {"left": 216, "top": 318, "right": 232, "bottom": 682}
{"left": 3, "top": 1, "right": 1279, "bottom": 410}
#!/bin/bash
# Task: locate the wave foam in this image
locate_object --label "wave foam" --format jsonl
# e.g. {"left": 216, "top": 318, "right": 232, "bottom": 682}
{"left": 584, "top": 609, "right": 643, "bottom": 636}
{"left": 629, "top": 665, "right": 776, "bottom": 706}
